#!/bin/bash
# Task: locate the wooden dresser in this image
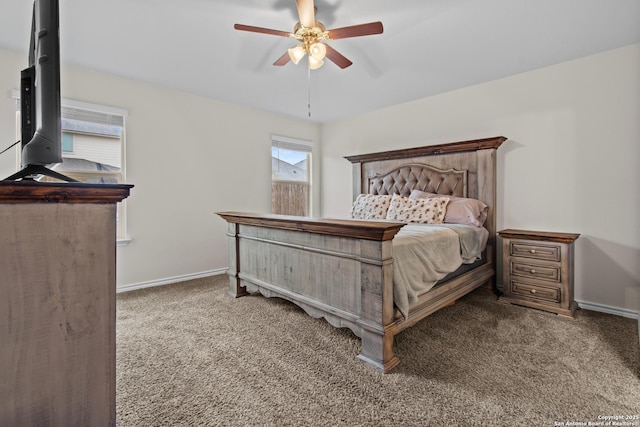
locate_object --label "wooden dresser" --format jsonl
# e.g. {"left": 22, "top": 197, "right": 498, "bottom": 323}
{"left": 0, "top": 181, "right": 132, "bottom": 426}
{"left": 498, "top": 229, "right": 580, "bottom": 318}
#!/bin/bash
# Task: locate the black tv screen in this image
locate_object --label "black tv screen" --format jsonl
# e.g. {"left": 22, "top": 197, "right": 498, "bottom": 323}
{"left": 22, "top": 0, "right": 63, "bottom": 167}
{"left": 4, "top": 0, "right": 75, "bottom": 182}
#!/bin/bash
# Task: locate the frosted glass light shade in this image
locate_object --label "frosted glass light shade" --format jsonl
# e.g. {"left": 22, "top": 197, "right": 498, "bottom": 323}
{"left": 309, "top": 42, "right": 327, "bottom": 60}
{"left": 288, "top": 45, "right": 306, "bottom": 64}
{"left": 308, "top": 55, "right": 324, "bottom": 70}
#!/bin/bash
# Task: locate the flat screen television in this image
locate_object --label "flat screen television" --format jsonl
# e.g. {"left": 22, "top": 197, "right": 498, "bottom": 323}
{"left": 4, "top": 0, "right": 75, "bottom": 182}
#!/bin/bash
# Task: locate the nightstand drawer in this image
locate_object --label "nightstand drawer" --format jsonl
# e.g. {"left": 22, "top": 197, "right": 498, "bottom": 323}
{"left": 510, "top": 261, "right": 560, "bottom": 282}
{"left": 510, "top": 280, "right": 560, "bottom": 303}
{"left": 510, "top": 242, "right": 560, "bottom": 262}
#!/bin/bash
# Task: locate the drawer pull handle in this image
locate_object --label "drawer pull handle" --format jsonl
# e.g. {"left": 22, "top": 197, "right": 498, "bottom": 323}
{"left": 530, "top": 289, "right": 537, "bottom": 294}
{"left": 530, "top": 269, "right": 536, "bottom": 274}
{"left": 530, "top": 249, "right": 536, "bottom": 254}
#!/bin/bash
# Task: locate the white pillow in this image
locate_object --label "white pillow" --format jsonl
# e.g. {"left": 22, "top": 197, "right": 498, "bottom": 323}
{"left": 350, "top": 194, "right": 392, "bottom": 220}
{"left": 385, "top": 194, "right": 450, "bottom": 223}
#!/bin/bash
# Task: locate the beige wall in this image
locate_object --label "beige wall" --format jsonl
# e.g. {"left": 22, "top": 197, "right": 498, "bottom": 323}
{"left": 0, "top": 47, "right": 321, "bottom": 290}
{"left": 320, "top": 44, "right": 640, "bottom": 314}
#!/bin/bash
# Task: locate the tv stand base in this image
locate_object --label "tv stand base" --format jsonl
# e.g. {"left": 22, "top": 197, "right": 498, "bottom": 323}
{"left": 4, "top": 164, "right": 78, "bottom": 182}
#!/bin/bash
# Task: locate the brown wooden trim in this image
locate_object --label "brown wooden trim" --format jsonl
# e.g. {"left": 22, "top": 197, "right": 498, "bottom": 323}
{"left": 498, "top": 229, "right": 580, "bottom": 244}
{"left": 217, "top": 211, "right": 405, "bottom": 241}
{"left": 0, "top": 181, "right": 133, "bottom": 203}
{"left": 344, "top": 136, "right": 507, "bottom": 164}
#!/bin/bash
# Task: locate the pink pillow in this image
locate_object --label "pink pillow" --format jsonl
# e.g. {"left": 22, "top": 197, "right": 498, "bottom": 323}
{"left": 410, "top": 190, "right": 488, "bottom": 227}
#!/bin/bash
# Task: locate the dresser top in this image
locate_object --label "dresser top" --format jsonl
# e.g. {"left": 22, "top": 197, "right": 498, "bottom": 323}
{"left": 499, "top": 229, "right": 580, "bottom": 243}
{"left": 0, "top": 181, "right": 133, "bottom": 203}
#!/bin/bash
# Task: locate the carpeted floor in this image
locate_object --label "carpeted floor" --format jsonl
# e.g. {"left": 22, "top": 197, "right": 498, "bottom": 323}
{"left": 116, "top": 275, "right": 640, "bottom": 426}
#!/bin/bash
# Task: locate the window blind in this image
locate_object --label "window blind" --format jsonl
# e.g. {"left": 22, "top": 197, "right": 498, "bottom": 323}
{"left": 62, "top": 106, "right": 124, "bottom": 127}
{"left": 272, "top": 135, "right": 312, "bottom": 152}
{"left": 12, "top": 90, "right": 127, "bottom": 126}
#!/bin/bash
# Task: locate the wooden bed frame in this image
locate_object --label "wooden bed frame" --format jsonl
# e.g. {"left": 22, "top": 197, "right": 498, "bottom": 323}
{"left": 218, "top": 136, "right": 506, "bottom": 372}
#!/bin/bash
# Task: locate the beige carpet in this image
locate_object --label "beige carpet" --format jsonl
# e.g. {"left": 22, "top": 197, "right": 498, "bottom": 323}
{"left": 116, "top": 275, "right": 639, "bottom": 426}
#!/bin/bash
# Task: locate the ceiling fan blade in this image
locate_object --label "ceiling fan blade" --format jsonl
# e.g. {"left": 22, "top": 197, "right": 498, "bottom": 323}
{"left": 327, "top": 22, "right": 384, "bottom": 40}
{"left": 273, "top": 51, "right": 291, "bottom": 66}
{"left": 296, "top": 0, "right": 316, "bottom": 28}
{"left": 234, "top": 24, "right": 292, "bottom": 38}
{"left": 324, "top": 44, "right": 353, "bottom": 69}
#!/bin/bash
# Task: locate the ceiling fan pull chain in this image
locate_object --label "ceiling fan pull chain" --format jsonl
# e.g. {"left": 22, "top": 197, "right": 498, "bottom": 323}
{"left": 308, "top": 64, "right": 312, "bottom": 118}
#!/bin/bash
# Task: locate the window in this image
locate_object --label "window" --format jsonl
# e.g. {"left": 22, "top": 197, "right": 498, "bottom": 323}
{"left": 13, "top": 95, "right": 129, "bottom": 241}
{"left": 271, "top": 136, "right": 312, "bottom": 216}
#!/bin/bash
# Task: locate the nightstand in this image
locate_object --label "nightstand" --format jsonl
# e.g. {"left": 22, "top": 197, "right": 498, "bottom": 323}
{"left": 498, "top": 229, "right": 580, "bottom": 318}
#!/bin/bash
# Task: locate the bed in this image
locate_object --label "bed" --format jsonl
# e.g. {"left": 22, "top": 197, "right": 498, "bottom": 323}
{"left": 217, "top": 136, "right": 506, "bottom": 372}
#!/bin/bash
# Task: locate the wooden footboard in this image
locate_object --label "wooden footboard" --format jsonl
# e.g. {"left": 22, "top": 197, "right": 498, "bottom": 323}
{"left": 218, "top": 212, "right": 408, "bottom": 371}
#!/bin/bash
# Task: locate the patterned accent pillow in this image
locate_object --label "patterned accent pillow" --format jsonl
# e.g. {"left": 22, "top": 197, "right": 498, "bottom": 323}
{"left": 385, "top": 194, "right": 450, "bottom": 223}
{"left": 350, "top": 194, "right": 392, "bottom": 220}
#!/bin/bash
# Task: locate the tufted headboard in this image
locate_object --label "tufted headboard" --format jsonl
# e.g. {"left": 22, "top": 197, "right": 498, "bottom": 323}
{"left": 366, "top": 163, "right": 468, "bottom": 198}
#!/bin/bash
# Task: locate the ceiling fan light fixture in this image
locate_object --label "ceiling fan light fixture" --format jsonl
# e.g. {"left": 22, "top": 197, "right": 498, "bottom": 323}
{"left": 234, "top": 1, "right": 383, "bottom": 72}
{"left": 309, "top": 42, "right": 327, "bottom": 60}
{"left": 308, "top": 55, "right": 324, "bottom": 70}
{"left": 288, "top": 45, "right": 306, "bottom": 64}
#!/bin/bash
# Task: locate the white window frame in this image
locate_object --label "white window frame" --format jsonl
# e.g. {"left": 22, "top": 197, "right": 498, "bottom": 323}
{"left": 271, "top": 135, "right": 313, "bottom": 216}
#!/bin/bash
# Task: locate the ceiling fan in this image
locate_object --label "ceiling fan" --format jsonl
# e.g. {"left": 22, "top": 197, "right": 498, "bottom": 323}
{"left": 234, "top": 0, "right": 383, "bottom": 70}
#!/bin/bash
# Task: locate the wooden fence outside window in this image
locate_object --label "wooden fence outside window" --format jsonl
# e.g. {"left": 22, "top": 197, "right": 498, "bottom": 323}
{"left": 272, "top": 181, "right": 309, "bottom": 216}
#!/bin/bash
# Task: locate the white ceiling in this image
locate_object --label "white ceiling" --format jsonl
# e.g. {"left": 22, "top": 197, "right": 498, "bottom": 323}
{"left": 1, "top": 0, "right": 639, "bottom": 123}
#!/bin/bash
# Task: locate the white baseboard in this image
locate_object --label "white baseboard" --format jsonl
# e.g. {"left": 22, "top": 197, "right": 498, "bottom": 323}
{"left": 117, "top": 274, "right": 639, "bottom": 321}
{"left": 576, "top": 299, "right": 639, "bottom": 319}
{"left": 116, "top": 269, "right": 227, "bottom": 294}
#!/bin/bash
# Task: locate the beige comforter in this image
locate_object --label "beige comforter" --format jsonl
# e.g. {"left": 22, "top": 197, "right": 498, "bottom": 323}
{"left": 393, "top": 223, "right": 488, "bottom": 318}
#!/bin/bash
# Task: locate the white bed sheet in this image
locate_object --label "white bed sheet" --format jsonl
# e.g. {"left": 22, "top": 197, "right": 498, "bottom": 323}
{"left": 392, "top": 223, "right": 488, "bottom": 318}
